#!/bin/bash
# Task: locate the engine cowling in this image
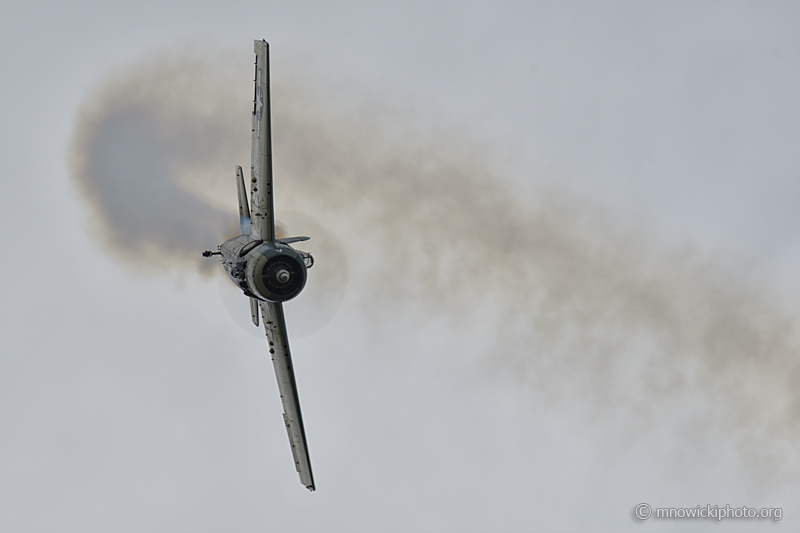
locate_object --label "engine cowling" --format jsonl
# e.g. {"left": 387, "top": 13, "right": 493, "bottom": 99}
{"left": 244, "top": 242, "right": 308, "bottom": 302}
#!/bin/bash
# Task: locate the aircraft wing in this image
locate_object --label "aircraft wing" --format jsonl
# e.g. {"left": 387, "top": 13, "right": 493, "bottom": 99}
{"left": 259, "top": 301, "right": 315, "bottom": 491}
{"left": 250, "top": 40, "right": 275, "bottom": 242}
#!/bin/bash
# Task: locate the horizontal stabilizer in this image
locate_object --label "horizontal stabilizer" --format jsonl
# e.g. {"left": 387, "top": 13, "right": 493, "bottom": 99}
{"left": 276, "top": 236, "right": 310, "bottom": 245}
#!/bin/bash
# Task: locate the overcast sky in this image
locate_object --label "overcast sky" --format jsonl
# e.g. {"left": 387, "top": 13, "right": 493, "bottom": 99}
{"left": 1, "top": 1, "right": 799, "bottom": 532}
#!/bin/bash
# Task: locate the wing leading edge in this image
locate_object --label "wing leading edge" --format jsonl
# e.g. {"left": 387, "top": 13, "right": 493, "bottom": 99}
{"left": 259, "top": 301, "right": 315, "bottom": 490}
{"left": 250, "top": 40, "right": 275, "bottom": 242}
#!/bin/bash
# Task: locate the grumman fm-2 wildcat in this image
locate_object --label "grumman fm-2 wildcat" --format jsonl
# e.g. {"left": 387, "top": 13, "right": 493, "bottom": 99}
{"left": 204, "top": 40, "right": 315, "bottom": 491}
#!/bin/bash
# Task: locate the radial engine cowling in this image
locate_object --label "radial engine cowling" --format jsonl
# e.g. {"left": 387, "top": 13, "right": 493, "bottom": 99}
{"left": 244, "top": 242, "right": 308, "bottom": 302}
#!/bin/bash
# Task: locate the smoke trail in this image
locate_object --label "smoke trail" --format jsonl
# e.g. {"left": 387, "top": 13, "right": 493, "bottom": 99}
{"left": 70, "top": 52, "right": 246, "bottom": 274}
{"left": 70, "top": 50, "right": 800, "bottom": 483}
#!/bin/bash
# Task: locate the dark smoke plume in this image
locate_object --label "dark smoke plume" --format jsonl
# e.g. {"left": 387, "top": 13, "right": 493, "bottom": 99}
{"left": 70, "top": 49, "right": 800, "bottom": 484}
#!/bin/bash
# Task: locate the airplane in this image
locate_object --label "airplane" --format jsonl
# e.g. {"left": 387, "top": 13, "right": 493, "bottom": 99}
{"left": 203, "top": 40, "right": 315, "bottom": 491}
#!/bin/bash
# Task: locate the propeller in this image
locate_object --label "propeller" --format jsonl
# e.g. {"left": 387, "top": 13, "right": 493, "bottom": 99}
{"left": 217, "top": 211, "right": 348, "bottom": 340}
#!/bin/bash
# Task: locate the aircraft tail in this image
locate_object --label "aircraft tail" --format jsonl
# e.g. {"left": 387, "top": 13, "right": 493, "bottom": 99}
{"left": 236, "top": 165, "right": 251, "bottom": 234}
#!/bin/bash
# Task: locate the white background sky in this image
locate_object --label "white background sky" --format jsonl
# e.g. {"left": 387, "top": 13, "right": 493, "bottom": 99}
{"left": 1, "top": 1, "right": 798, "bottom": 532}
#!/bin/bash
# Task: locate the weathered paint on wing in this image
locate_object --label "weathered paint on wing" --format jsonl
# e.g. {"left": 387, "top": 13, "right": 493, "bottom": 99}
{"left": 259, "top": 301, "right": 315, "bottom": 491}
{"left": 251, "top": 40, "right": 314, "bottom": 491}
{"left": 250, "top": 40, "right": 274, "bottom": 242}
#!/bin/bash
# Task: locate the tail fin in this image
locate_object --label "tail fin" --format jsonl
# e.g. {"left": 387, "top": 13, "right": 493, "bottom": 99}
{"left": 236, "top": 166, "right": 251, "bottom": 235}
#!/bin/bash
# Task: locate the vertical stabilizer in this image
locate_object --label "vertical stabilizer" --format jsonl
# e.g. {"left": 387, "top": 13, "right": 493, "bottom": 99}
{"left": 236, "top": 165, "right": 251, "bottom": 235}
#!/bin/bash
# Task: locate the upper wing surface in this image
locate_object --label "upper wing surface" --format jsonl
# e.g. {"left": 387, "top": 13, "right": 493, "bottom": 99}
{"left": 259, "top": 301, "right": 315, "bottom": 490}
{"left": 250, "top": 40, "right": 275, "bottom": 241}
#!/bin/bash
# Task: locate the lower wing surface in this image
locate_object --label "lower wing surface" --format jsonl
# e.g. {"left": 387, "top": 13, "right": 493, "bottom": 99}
{"left": 259, "top": 301, "right": 315, "bottom": 490}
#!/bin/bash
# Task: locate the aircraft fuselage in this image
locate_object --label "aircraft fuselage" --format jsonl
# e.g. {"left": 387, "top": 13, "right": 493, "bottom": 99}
{"left": 221, "top": 234, "right": 310, "bottom": 302}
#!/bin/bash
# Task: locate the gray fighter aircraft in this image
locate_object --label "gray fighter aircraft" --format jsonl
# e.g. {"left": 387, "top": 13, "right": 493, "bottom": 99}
{"left": 204, "top": 40, "right": 315, "bottom": 491}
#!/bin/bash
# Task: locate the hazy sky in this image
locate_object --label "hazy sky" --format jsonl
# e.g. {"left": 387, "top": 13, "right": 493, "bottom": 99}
{"left": 1, "top": 1, "right": 799, "bottom": 532}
